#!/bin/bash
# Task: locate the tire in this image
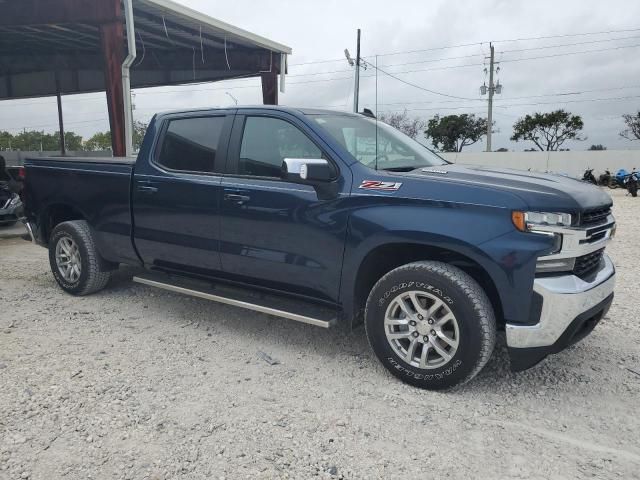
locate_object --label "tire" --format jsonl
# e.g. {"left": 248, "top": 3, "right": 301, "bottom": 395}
{"left": 48, "top": 220, "right": 112, "bottom": 296}
{"left": 365, "top": 261, "right": 496, "bottom": 390}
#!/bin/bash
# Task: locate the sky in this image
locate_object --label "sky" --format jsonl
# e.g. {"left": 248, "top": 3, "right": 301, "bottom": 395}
{"left": 2, "top": 0, "right": 640, "bottom": 152}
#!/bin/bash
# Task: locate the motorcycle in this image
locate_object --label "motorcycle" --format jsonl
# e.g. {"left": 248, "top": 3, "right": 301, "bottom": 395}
{"left": 0, "top": 182, "right": 23, "bottom": 227}
{"left": 599, "top": 169, "right": 615, "bottom": 187}
{"left": 582, "top": 168, "right": 597, "bottom": 185}
{"left": 626, "top": 170, "right": 639, "bottom": 197}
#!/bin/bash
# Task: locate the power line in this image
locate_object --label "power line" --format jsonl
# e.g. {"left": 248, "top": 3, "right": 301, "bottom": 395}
{"left": 376, "top": 84, "right": 640, "bottom": 107}
{"left": 365, "top": 27, "right": 640, "bottom": 58}
{"left": 498, "top": 34, "right": 640, "bottom": 54}
{"left": 361, "top": 59, "right": 481, "bottom": 101}
{"left": 501, "top": 43, "right": 640, "bottom": 63}
{"left": 378, "top": 94, "right": 640, "bottom": 113}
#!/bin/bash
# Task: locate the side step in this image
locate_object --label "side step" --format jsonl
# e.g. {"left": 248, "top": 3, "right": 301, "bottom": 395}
{"left": 133, "top": 272, "right": 337, "bottom": 329}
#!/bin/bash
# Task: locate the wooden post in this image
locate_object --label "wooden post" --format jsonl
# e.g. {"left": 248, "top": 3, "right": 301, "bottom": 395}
{"left": 54, "top": 70, "right": 66, "bottom": 155}
{"left": 261, "top": 70, "right": 278, "bottom": 105}
{"left": 100, "top": 20, "right": 126, "bottom": 156}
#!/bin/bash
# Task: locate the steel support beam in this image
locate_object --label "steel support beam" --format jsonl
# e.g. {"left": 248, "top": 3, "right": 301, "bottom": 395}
{"left": 54, "top": 70, "right": 66, "bottom": 155}
{"left": 100, "top": 20, "right": 126, "bottom": 156}
{"left": 261, "top": 70, "right": 278, "bottom": 105}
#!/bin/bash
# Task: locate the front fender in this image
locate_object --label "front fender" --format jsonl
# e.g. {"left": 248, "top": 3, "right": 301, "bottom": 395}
{"left": 340, "top": 202, "right": 554, "bottom": 326}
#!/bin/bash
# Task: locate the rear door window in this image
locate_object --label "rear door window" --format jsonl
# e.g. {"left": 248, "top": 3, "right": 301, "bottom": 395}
{"left": 157, "top": 116, "right": 225, "bottom": 173}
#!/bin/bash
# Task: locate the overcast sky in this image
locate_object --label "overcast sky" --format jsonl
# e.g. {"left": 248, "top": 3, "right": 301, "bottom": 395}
{"left": 2, "top": 0, "right": 640, "bottom": 151}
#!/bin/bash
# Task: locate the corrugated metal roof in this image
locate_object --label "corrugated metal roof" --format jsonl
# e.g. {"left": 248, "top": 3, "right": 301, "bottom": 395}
{"left": 0, "top": 0, "right": 291, "bottom": 100}
{"left": 136, "top": 0, "right": 292, "bottom": 55}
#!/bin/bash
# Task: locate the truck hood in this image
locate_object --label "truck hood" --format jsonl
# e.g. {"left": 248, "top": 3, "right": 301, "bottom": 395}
{"left": 402, "top": 163, "right": 613, "bottom": 212}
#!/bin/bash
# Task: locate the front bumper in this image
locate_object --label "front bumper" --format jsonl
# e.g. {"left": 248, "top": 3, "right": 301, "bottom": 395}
{"left": 0, "top": 206, "right": 20, "bottom": 225}
{"left": 506, "top": 254, "right": 615, "bottom": 371}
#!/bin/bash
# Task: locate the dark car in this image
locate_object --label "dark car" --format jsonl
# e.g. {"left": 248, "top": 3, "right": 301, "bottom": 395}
{"left": 21, "top": 107, "right": 616, "bottom": 390}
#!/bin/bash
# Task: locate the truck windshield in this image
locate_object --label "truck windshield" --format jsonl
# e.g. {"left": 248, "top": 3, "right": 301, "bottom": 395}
{"left": 311, "top": 114, "right": 447, "bottom": 171}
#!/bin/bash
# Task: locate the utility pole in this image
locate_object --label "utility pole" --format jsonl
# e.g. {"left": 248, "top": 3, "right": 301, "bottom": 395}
{"left": 486, "top": 43, "right": 494, "bottom": 152}
{"left": 481, "top": 43, "right": 502, "bottom": 152}
{"left": 354, "top": 29, "right": 361, "bottom": 113}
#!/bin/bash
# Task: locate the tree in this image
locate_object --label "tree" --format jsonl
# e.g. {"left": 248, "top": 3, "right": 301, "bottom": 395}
{"left": 378, "top": 110, "right": 426, "bottom": 140}
{"left": 424, "top": 114, "right": 488, "bottom": 152}
{"left": 511, "top": 110, "right": 584, "bottom": 151}
{"left": 61, "top": 131, "right": 84, "bottom": 151}
{"left": 133, "top": 120, "right": 148, "bottom": 151}
{"left": 588, "top": 144, "right": 606, "bottom": 151}
{"left": 620, "top": 112, "right": 640, "bottom": 141}
{"left": 84, "top": 131, "right": 112, "bottom": 151}
{"left": 0, "top": 131, "right": 13, "bottom": 150}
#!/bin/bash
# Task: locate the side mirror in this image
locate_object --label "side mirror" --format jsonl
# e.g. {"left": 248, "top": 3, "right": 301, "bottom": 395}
{"left": 282, "top": 158, "right": 333, "bottom": 183}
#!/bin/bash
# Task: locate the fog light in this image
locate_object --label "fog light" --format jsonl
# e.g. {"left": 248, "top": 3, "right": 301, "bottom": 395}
{"left": 536, "top": 257, "right": 576, "bottom": 273}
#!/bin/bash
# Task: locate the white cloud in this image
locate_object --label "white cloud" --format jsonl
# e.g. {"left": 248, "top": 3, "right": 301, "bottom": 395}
{"left": 2, "top": 0, "right": 640, "bottom": 151}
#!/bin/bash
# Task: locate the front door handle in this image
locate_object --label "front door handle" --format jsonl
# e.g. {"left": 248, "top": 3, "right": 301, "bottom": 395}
{"left": 137, "top": 185, "right": 158, "bottom": 194}
{"left": 224, "top": 193, "right": 251, "bottom": 204}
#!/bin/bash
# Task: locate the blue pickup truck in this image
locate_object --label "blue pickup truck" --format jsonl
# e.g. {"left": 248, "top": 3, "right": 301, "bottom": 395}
{"left": 22, "top": 106, "right": 616, "bottom": 389}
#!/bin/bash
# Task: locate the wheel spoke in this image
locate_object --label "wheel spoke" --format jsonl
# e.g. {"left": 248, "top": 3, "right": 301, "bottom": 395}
{"left": 419, "top": 343, "right": 431, "bottom": 369}
{"left": 395, "top": 298, "right": 414, "bottom": 319}
{"left": 385, "top": 318, "right": 409, "bottom": 326}
{"left": 425, "top": 298, "right": 444, "bottom": 319}
{"left": 436, "top": 331, "right": 458, "bottom": 349}
{"left": 434, "top": 313, "right": 455, "bottom": 327}
{"left": 408, "top": 292, "right": 428, "bottom": 317}
{"left": 405, "top": 337, "right": 419, "bottom": 362}
{"left": 430, "top": 337, "right": 452, "bottom": 362}
{"left": 387, "top": 332, "right": 412, "bottom": 340}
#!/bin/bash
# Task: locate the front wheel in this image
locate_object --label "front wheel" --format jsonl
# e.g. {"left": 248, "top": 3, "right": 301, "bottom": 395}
{"left": 49, "top": 220, "right": 112, "bottom": 296}
{"left": 365, "top": 261, "right": 496, "bottom": 390}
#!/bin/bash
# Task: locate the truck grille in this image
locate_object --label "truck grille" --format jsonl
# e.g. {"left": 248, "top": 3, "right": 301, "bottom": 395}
{"left": 574, "top": 249, "right": 605, "bottom": 279}
{"left": 581, "top": 206, "right": 611, "bottom": 226}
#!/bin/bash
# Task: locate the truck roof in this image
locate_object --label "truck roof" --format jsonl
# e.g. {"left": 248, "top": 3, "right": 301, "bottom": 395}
{"left": 153, "top": 105, "right": 361, "bottom": 118}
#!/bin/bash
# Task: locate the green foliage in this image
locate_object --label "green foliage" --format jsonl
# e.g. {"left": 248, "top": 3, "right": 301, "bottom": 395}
{"left": 511, "top": 110, "right": 584, "bottom": 151}
{"left": 133, "top": 121, "right": 148, "bottom": 151}
{"left": 0, "top": 121, "right": 148, "bottom": 153}
{"left": 620, "top": 112, "right": 640, "bottom": 141}
{"left": 85, "top": 131, "right": 112, "bottom": 152}
{"left": 424, "top": 114, "right": 488, "bottom": 152}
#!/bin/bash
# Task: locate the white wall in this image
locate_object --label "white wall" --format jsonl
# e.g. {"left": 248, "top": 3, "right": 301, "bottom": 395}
{"left": 440, "top": 150, "right": 640, "bottom": 178}
{"left": 1, "top": 151, "right": 112, "bottom": 167}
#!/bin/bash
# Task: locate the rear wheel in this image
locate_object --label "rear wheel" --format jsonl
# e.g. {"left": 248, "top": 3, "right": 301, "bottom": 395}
{"left": 49, "top": 220, "right": 112, "bottom": 296}
{"left": 365, "top": 261, "right": 496, "bottom": 390}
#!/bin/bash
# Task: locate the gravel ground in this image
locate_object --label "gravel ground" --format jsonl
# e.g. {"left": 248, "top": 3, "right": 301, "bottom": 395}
{"left": 1, "top": 188, "right": 639, "bottom": 480}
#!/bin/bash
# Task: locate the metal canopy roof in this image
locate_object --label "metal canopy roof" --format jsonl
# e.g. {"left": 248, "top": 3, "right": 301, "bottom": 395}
{"left": 0, "top": 0, "right": 291, "bottom": 100}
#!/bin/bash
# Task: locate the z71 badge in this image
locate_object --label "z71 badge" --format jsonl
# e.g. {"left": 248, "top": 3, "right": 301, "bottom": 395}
{"left": 359, "top": 180, "right": 403, "bottom": 192}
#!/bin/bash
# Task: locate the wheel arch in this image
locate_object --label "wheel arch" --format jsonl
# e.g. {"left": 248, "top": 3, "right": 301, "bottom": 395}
{"left": 40, "top": 203, "right": 89, "bottom": 245}
{"left": 347, "top": 241, "right": 505, "bottom": 330}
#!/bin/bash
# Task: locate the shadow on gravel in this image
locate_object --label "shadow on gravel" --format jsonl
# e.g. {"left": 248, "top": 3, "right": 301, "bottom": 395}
{"left": 97, "top": 265, "right": 602, "bottom": 394}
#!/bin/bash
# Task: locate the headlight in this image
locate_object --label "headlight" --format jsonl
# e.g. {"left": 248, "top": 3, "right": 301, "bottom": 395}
{"left": 9, "top": 195, "right": 20, "bottom": 207}
{"left": 512, "top": 211, "right": 572, "bottom": 232}
{"left": 512, "top": 211, "right": 572, "bottom": 259}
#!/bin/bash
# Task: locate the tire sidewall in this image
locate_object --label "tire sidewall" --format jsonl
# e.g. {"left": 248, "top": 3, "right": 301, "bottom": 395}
{"left": 366, "top": 268, "right": 485, "bottom": 389}
{"left": 49, "top": 224, "right": 91, "bottom": 295}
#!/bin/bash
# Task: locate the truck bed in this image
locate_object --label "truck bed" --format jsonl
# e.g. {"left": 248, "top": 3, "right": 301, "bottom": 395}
{"left": 26, "top": 156, "right": 136, "bottom": 166}
{"left": 23, "top": 156, "right": 139, "bottom": 265}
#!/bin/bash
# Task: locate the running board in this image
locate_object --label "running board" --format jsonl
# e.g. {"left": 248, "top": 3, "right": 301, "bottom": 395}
{"left": 133, "top": 273, "right": 337, "bottom": 329}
